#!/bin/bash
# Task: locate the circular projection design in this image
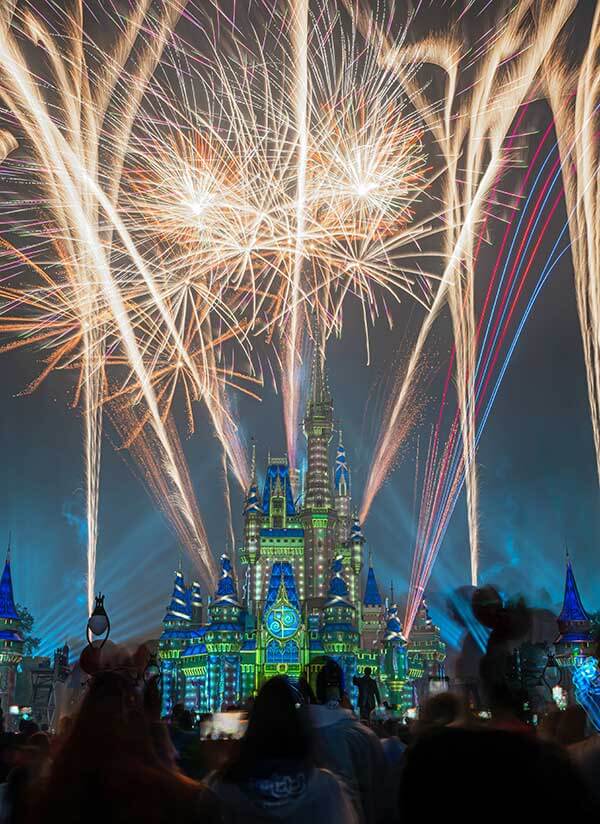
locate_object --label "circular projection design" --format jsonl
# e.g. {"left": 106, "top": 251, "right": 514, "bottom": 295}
{"left": 265, "top": 602, "right": 300, "bottom": 640}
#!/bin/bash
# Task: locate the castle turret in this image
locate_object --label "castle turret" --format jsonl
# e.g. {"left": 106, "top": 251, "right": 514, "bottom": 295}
{"left": 242, "top": 441, "right": 262, "bottom": 610}
{"left": 322, "top": 556, "right": 359, "bottom": 696}
{"left": 205, "top": 555, "right": 243, "bottom": 710}
{"left": 555, "top": 553, "right": 592, "bottom": 663}
{"left": 334, "top": 430, "right": 351, "bottom": 545}
{"left": 0, "top": 546, "right": 23, "bottom": 713}
{"left": 361, "top": 551, "right": 384, "bottom": 649}
{"left": 381, "top": 604, "right": 411, "bottom": 712}
{"left": 190, "top": 581, "right": 203, "bottom": 627}
{"left": 163, "top": 565, "right": 191, "bottom": 627}
{"left": 349, "top": 514, "right": 365, "bottom": 577}
{"left": 210, "top": 555, "right": 242, "bottom": 622}
{"left": 408, "top": 600, "right": 446, "bottom": 702}
{"left": 303, "top": 346, "right": 334, "bottom": 511}
{"left": 302, "top": 343, "right": 336, "bottom": 605}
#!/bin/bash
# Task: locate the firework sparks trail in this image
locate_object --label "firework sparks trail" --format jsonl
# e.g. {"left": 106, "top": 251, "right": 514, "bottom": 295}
{"left": 125, "top": 3, "right": 442, "bottom": 472}
{"left": 358, "top": 0, "right": 577, "bottom": 591}
{"left": 546, "top": 8, "right": 600, "bottom": 489}
{"left": 0, "top": 0, "right": 445, "bottom": 603}
{"left": 404, "top": 117, "right": 571, "bottom": 635}
{"left": 284, "top": 0, "right": 309, "bottom": 468}
{"left": 0, "top": 1, "right": 219, "bottom": 600}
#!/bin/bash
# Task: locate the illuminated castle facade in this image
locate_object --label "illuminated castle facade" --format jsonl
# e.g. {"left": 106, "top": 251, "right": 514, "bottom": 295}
{"left": 159, "top": 356, "right": 445, "bottom": 714}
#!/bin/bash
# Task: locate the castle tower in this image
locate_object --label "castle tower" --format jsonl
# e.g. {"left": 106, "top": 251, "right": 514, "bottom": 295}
{"left": 408, "top": 600, "right": 446, "bottom": 703}
{"left": 555, "top": 553, "right": 592, "bottom": 663}
{"left": 159, "top": 565, "right": 192, "bottom": 714}
{"left": 361, "top": 550, "right": 384, "bottom": 650}
{"left": 347, "top": 515, "right": 365, "bottom": 606}
{"left": 0, "top": 547, "right": 23, "bottom": 713}
{"left": 334, "top": 430, "right": 351, "bottom": 546}
{"left": 302, "top": 344, "right": 336, "bottom": 606}
{"left": 381, "top": 604, "right": 411, "bottom": 712}
{"left": 163, "top": 565, "right": 191, "bottom": 627}
{"left": 241, "top": 441, "right": 262, "bottom": 610}
{"left": 205, "top": 555, "right": 244, "bottom": 710}
{"left": 322, "top": 556, "right": 360, "bottom": 695}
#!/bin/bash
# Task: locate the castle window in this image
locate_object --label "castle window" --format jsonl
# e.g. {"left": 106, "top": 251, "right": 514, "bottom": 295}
{"left": 266, "top": 639, "right": 299, "bottom": 664}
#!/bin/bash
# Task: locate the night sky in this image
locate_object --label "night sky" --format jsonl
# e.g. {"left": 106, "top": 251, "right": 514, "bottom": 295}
{"left": 1, "top": 0, "right": 598, "bottom": 657}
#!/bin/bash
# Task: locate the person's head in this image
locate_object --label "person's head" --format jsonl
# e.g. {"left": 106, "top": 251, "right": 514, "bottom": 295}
{"left": 400, "top": 727, "right": 592, "bottom": 818}
{"left": 364, "top": 667, "right": 372, "bottom": 678}
{"left": 225, "top": 676, "right": 312, "bottom": 780}
{"left": 178, "top": 710, "right": 194, "bottom": 731}
{"left": 417, "top": 692, "right": 462, "bottom": 734}
{"left": 316, "top": 658, "right": 344, "bottom": 705}
{"left": 171, "top": 703, "right": 185, "bottom": 723}
{"left": 50, "top": 670, "right": 156, "bottom": 775}
{"left": 18, "top": 719, "right": 39, "bottom": 741}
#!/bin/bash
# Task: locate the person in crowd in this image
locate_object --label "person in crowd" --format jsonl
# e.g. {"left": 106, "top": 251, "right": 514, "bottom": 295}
{"left": 352, "top": 667, "right": 380, "bottom": 721}
{"left": 475, "top": 587, "right": 533, "bottom": 731}
{"left": 31, "top": 660, "right": 220, "bottom": 824}
{"left": 414, "top": 692, "right": 463, "bottom": 736}
{"left": 2, "top": 731, "right": 51, "bottom": 824}
{"left": 305, "top": 658, "right": 387, "bottom": 823}
{"left": 400, "top": 724, "right": 595, "bottom": 818}
{"left": 170, "top": 708, "right": 200, "bottom": 778}
{"left": 208, "top": 675, "right": 357, "bottom": 824}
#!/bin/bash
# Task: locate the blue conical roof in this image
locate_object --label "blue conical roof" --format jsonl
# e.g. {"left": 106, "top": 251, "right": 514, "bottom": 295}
{"left": 334, "top": 432, "right": 350, "bottom": 493}
{"left": 163, "top": 568, "right": 191, "bottom": 623}
{"left": 350, "top": 516, "right": 365, "bottom": 544}
{"left": 384, "top": 604, "right": 405, "bottom": 642}
{"left": 213, "top": 554, "right": 240, "bottom": 606}
{"left": 243, "top": 481, "right": 262, "bottom": 515}
{"left": 363, "top": 566, "right": 383, "bottom": 607}
{"left": 325, "top": 556, "right": 353, "bottom": 608}
{"left": 262, "top": 462, "right": 295, "bottom": 516}
{"left": 556, "top": 557, "right": 590, "bottom": 645}
{"left": 0, "top": 553, "right": 19, "bottom": 621}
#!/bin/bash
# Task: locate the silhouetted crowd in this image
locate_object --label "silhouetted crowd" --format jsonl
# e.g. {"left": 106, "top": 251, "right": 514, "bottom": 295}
{"left": 2, "top": 601, "right": 600, "bottom": 823}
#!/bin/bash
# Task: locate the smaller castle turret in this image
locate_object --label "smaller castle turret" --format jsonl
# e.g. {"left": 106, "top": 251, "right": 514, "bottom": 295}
{"left": 380, "top": 604, "right": 411, "bottom": 712}
{"left": 361, "top": 550, "right": 384, "bottom": 650}
{"left": 242, "top": 441, "right": 262, "bottom": 570}
{"left": 555, "top": 553, "right": 592, "bottom": 664}
{"left": 334, "top": 430, "right": 351, "bottom": 546}
{"left": 0, "top": 545, "right": 23, "bottom": 713}
{"left": 163, "top": 565, "right": 191, "bottom": 626}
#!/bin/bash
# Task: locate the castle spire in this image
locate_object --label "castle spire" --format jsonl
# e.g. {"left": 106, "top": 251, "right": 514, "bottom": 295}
{"left": 384, "top": 603, "right": 406, "bottom": 642}
{"left": 363, "top": 563, "right": 383, "bottom": 608}
{"left": 243, "top": 438, "right": 262, "bottom": 516}
{"left": 334, "top": 428, "right": 350, "bottom": 497}
{"left": 163, "top": 566, "right": 191, "bottom": 624}
{"left": 558, "top": 553, "right": 589, "bottom": 630}
{"left": 250, "top": 438, "right": 256, "bottom": 483}
{"left": 212, "top": 554, "right": 240, "bottom": 607}
{"left": 307, "top": 327, "right": 330, "bottom": 409}
{"left": 0, "top": 545, "right": 19, "bottom": 622}
{"left": 325, "top": 555, "right": 353, "bottom": 609}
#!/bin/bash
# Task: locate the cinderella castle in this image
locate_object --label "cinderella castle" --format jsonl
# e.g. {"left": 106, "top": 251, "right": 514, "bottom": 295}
{"left": 158, "top": 355, "right": 446, "bottom": 714}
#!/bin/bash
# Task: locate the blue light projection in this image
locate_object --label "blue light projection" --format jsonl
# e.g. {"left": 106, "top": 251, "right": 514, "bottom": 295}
{"left": 573, "top": 657, "right": 600, "bottom": 730}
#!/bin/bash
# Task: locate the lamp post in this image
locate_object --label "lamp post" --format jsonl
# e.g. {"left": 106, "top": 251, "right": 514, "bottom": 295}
{"left": 86, "top": 594, "right": 110, "bottom": 649}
